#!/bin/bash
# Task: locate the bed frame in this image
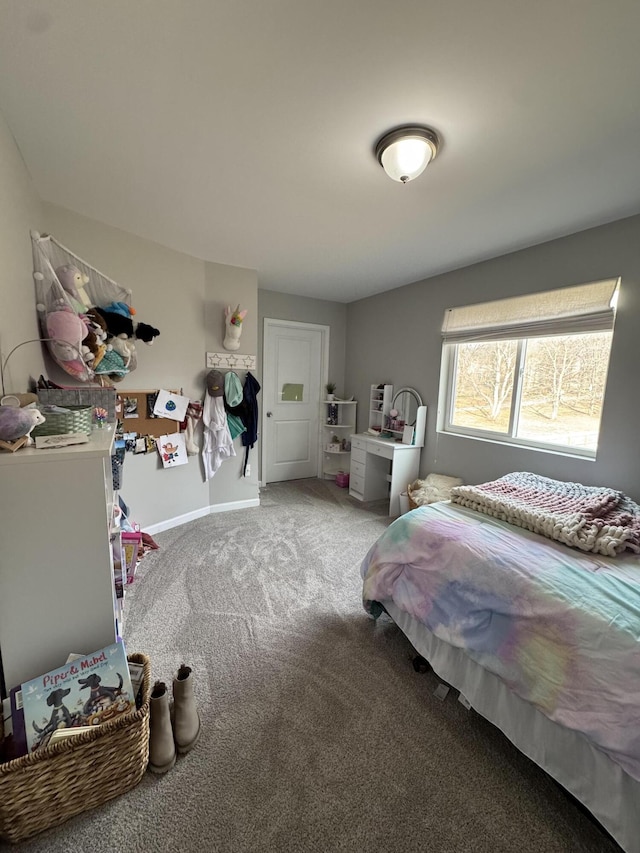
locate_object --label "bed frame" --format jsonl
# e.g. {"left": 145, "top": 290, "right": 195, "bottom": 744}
{"left": 380, "top": 599, "right": 638, "bottom": 853}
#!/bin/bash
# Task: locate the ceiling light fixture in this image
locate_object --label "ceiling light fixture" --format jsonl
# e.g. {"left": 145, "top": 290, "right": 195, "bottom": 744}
{"left": 375, "top": 125, "right": 440, "bottom": 184}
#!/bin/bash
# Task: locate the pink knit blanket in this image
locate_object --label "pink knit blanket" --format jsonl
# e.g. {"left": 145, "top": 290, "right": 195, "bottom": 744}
{"left": 450, "top": 472, "right": 640, "bottom": 556}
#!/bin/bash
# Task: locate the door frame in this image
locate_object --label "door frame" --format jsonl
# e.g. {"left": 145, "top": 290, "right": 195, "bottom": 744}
{"left": 262, "top": 318, "right": 330, "bottom": 485}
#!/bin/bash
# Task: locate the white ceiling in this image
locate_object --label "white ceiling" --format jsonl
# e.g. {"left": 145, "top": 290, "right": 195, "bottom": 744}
{"left": 1, "top": 1, "right": 640, "bottom": 303}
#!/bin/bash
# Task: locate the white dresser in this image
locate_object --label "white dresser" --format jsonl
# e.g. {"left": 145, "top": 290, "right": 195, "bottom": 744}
{"left": 0, "top": 430, "right": 119, "bottom": 693}
{"left": 349, "top": 405, "right": 427, "bottom": 516}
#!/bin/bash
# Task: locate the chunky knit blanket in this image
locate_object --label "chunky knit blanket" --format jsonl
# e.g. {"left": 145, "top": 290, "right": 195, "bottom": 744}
{"left": 450, "top": 472, "right": 640, "bottom": 556}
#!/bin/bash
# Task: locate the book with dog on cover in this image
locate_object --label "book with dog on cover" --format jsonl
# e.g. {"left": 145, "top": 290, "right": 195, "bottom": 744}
{"left": 20, "top": 641, "right": 135, "bottom": 753}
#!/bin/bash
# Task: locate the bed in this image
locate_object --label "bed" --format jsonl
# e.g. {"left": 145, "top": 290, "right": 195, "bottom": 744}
{"left": 361, "top": 477, "right": 640, "bottom": 853}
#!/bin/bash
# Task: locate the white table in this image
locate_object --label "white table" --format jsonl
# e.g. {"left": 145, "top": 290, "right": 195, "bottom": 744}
{"left": 349, "top": 406, "right": 426, "bottom": 516}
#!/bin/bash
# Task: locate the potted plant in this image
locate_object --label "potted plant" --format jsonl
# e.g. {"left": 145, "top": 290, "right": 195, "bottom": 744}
{"left": 326, "top": 382, "right": 336, "bottom": 401}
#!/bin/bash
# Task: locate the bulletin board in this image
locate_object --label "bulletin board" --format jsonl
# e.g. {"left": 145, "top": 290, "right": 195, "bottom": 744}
{"left": 117, "top": 389, "right": 182, "bottom": 437}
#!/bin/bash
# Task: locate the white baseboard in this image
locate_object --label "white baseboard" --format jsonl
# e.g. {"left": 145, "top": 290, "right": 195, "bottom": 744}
{"left": 144, "top": 498, "right": 260, "bottom": 535}
{"left": 209, "top": 498, "right": 260, "bottom": 514}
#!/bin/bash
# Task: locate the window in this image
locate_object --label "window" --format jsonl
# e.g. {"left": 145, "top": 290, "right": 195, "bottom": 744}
{"left": 439, "top": 279, "right": 619, "bottom": 457}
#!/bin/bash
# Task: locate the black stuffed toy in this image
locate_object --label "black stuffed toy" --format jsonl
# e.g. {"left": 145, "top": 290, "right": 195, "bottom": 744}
{"left": 94, "top": 303, "right": 136, "bottom": 337}
{"left": 95, "top": 303, "right": 160, "bottom": 344}
{"left": 135, "top": 322, "right": 160, "bottom": 344}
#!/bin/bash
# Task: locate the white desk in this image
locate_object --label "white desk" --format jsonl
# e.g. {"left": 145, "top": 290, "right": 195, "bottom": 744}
{"left": 349, "top": 406, "right": 426, "bottom": 516}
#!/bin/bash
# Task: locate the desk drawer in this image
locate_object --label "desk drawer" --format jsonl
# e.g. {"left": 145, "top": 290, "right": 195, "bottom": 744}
{"left": 350, "top": 459, "right": 365, "bottom": 479}
{"left": 351, "top": 447, "right": 366, "bottom": 464}
{"left": 351, "top": 437, "right": 366, "bottom": 451}
{"left": 371, "top": 442, "right": 393, "bottom": 460}
{"left": 349, "top": 473, "right": 365, "bottom": 495}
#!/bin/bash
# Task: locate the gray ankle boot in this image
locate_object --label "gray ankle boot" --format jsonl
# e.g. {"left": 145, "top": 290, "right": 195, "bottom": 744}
{"left": 172, "top": 664, "right": 201, "bottom": 754}
{"left": 148, "top": 681, "right": 177, "bottom": 774}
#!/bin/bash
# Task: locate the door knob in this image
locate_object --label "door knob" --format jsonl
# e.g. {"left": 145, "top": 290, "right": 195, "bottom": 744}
{"left": 266, "top": 411, "right": 273, "bottom": 417}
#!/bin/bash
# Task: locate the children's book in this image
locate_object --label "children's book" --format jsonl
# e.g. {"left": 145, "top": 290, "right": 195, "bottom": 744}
{"left": 0, "top": 687, "right": 28, "bottom": 761}
{"left": 10, "top": 685, "right": 27, "bottom": 756}
{"left": 121, "top": 531, "right": 141, "bottom": 584}
{"left": 21, "top": 641, "right": 135, "bottom": 753}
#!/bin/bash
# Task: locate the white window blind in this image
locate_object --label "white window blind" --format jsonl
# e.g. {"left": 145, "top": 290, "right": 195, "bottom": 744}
{"left": 441, "top": 278, "right": 619, "bottom": 344}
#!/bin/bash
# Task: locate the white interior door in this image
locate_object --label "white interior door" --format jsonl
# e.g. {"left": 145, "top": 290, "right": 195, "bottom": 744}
{"left": 263, "top": 320, "right": 327, "bottom": 483}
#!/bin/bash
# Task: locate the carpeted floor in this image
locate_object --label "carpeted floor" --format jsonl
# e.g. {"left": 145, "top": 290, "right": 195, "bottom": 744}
{"left": 16, "top": 479, "right": 621, "bottom": 852}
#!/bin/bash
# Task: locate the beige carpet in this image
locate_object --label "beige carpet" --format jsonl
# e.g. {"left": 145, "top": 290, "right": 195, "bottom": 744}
{"left": 16, "top": 479, "right": 620, "bottom": 852}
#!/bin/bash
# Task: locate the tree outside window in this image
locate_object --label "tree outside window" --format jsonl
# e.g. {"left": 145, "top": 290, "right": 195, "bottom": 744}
{"left": 448, "top": 331, "right": 612, "bottom": 454}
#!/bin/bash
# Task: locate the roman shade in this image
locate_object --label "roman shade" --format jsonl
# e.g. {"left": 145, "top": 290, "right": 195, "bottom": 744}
{"left": 441, "top": 278, "right": 619, "bottom": 344}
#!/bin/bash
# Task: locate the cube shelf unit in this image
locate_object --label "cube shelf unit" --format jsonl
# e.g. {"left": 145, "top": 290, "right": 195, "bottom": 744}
{"left": 321, "top": 399, "right": 357, "bottom": 480}
{"left": 369, "top": 384, "right": 393, "bottom": 433}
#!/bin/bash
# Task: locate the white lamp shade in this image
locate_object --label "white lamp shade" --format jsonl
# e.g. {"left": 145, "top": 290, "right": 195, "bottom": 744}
{"left": 375, "top": 126, "right": 440, "bottom": 183}
{"left": 381, "top": 138, "right": 432, "bottom": 182}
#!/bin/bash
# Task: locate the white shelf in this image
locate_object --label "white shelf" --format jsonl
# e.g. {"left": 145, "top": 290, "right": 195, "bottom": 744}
{"left": 321, "top": 398, "right": 357, "bottom": 480}
{"left": 0, "top": 430, "right": 119, "bottom": 690}
{"left": 369, "top": 384, "right": 393, "bottom": 432}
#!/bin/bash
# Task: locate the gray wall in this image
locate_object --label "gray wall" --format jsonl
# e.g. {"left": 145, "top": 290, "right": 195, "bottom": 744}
{"left": 258, "top": 289, "right": 348, "bottom": 395}
{"left": 204, "top": 261, "right": 259, "bottom": 502}
{"left": 346, "top": 214, "right": 640, "bottom": 499}
{"left": 43, "top": 204, "right": 259, "bottom": 528}
{"left": 0, "top": 109, "right": 44, "bottom": 395}
{"left": 258, "top": 289, "right": 348, "bottom": 480}
{"left": 4, "top": 93, "right": 639, "bottom": 518}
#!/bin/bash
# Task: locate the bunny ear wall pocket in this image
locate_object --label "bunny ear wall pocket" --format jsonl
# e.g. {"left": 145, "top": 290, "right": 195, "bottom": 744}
{"left": 153, "top": 389, "right": 190, "bottom": 421}
{"left": 157, "top": 432, "right": 188, "bottom": 468}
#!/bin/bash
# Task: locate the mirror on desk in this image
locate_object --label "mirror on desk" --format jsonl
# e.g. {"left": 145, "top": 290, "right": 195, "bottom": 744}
{"left": 391, "top": 387, "right": 423, "bottom": 427}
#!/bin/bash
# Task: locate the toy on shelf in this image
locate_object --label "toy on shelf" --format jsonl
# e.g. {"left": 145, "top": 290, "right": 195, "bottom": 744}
{"left": 0, "top": 405, "right": 45, "bottom": 452}
{"left": 93, "top": 407, "right": 109, "bottom": 429}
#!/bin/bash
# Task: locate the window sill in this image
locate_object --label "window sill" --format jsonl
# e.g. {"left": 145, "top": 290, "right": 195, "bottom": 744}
{"left": 436, "top": 428, "right": 597, "bottom": 462}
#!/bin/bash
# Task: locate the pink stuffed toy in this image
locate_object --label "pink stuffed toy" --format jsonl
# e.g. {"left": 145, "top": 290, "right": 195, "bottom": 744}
{"left": 46, "top": 308, "right": 89, "bottom": 375}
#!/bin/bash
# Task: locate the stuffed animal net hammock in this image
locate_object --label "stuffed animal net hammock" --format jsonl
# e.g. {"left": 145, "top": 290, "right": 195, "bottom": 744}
{"left": 32, "top": 230, "right": 134, "bottom": 382}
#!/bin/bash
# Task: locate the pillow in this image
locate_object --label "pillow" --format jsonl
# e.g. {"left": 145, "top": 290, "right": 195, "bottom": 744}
{"left": 408, "top": 473, "right": 464, "bottom": 507}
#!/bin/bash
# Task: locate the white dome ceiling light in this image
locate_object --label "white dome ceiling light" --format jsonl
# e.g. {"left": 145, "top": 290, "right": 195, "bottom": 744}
{"left": 375, "top": 125, "right": 440, "bottom": 183}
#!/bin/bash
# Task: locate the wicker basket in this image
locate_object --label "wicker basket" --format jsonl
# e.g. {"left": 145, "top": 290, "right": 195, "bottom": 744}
{"left": 0, "top": 653, "right": 151, "bottom": 844}
{"left": 407, "top": 488, "right": 418, "bottom": 510}
{"left": 32, "top": 405, "right": 93, "bottom": 437}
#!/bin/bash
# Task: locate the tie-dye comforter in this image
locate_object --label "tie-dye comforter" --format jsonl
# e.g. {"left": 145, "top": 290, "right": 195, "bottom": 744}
{"left": 361, "top": 501, "right": 640, "bottom": 780}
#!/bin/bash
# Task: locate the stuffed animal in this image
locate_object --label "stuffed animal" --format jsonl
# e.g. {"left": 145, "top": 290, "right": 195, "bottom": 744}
{"left": 102, "top": 301, "right": 136, "bottom": 319}
{"left": 109, "top": 335, "right": 136, "bottom": 368}
{"left": 55, "top": 264, "right": 92, "bottom": 312}
{"left": 81, "top": 331, "right": 106, "bottom": 368}
{"left": 135, "top": 322, "right": 160, "bottom": 344}
{"left": 86, "top": 308, "right": 108, "bottom": 341}
{"left": 94, "top": 304, "right": 137, "bottom": 339}
{"left": 81, "top": 308, "right": 110, "bottom": 368}
{"left": 92, "top": 305, "right": 158, "bottom": 376}
{"left": 94, "top": 347, "right": 129, "bottom": 379}
{"left": 0, "top": 406, "right": 45, "bottom": 443}
{"left": 223, "top": 304, "right": 247, "bottom": 351}
{"left": 46, "top": 308, "right": 89, "bottom": 373}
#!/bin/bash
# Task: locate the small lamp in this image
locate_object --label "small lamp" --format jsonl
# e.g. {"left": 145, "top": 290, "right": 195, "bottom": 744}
{"left": 375, "top": 125, "right": 440, "bottom": 184}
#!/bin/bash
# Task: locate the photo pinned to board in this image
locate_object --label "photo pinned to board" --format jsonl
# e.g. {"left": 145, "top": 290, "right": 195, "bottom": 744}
{"left": 157, "top": 432, "right": 188, "bottom": 468}
{"left": 123, "top": 396, "right": 139, "bottom": 418}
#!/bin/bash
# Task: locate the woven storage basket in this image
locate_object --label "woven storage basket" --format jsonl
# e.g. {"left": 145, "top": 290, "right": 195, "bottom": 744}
{"left": 32, "top": 405, "right": 93, "bottom": 437}
{"left": 0, "top": 653, "right": 151, "bottom": 844}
